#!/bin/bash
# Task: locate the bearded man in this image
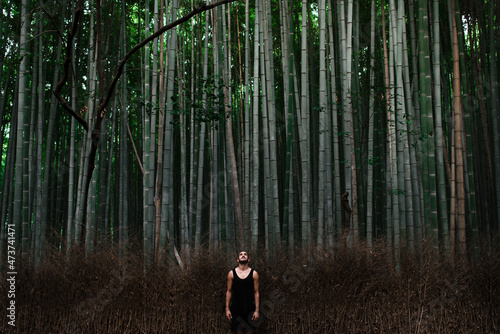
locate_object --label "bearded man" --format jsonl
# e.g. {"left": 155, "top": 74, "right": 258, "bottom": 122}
{"left": 225, "top": 251, "right": 260, "bottom": 333}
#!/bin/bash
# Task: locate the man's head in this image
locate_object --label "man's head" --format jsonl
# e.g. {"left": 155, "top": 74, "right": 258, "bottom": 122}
{"left": 237, "top": 251, "right": 249, "bottom": 264}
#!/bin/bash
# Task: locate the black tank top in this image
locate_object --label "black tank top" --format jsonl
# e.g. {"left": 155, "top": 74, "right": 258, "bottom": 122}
{"left": 231, "top": 268, "right": 255, "bottom": 315}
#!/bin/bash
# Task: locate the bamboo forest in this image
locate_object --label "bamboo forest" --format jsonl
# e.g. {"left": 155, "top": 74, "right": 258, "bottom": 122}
{"left": 1, "top": 0, "right": 500, "bottom": 332}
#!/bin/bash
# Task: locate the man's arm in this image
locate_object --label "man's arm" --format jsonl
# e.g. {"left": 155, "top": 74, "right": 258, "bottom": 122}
{"left": 252, "top": 271, "right": 260, "bottom": 322}
{"left": 225, "top": 271, "right": 233, "bottom": 320}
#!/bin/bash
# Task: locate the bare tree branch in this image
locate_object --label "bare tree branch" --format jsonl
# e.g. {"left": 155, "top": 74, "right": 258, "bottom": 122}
{"left": 52, "top": 0, "right": 88, "bottom": 131}
{"left": 39, "top": 5, "right": 64, "bottom": 39}
{"left": 97, "top": 0, "right": 237, "bottom": 115}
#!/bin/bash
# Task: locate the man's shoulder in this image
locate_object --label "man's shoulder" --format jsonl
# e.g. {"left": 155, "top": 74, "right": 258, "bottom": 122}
{"left": 228, "top": 269, "right": 234, "bottom": 278}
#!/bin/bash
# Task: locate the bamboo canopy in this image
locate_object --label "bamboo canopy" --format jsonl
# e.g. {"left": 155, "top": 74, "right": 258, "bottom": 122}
{"left": 1, "top": 0, "right": 499, "bottom": 269}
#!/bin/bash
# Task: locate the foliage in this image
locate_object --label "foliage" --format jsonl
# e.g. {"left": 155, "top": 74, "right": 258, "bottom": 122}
{"left": 172, "top": 74, "right": 230, "bottom": 126}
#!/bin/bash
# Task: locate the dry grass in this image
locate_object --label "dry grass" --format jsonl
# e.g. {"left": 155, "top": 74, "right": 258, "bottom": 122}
{"left": 1, "top": 240, "right": 499, "bottom": 333}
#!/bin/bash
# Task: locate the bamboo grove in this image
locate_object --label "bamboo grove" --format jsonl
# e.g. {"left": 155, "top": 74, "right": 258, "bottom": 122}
{"left": 1, "top": 0, "right": 499, "bottom": 269}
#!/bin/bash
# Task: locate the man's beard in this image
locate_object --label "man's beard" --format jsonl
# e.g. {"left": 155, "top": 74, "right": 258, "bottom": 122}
{"left": 239, "top": 259, "right": 249, "bottom": 264}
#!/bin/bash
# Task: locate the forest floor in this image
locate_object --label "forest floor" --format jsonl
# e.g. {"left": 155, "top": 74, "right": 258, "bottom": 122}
{"left": 1, "top": 239, "right": 499, "bottom": 333}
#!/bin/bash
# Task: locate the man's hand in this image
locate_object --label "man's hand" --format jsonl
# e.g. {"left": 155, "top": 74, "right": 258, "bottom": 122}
{"left": 226, "top": 308, "right": 232, "bottom": 321}
{"left": 252, "top": 310, "right": 259, "bottom": 322}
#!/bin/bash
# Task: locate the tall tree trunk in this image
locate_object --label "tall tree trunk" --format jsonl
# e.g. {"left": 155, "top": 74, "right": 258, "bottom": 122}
{"left": 74, "top": 1, "right": 96, "bottom": 245}
{"left": 243, "top": 0, "right": 251, "bottom": 249}
{"left": 1, "top": 107, "right": 18, "bottom": 271}
{"left": 34, "top": 12, "right": 44, "bottom": 264}
{"left": 418, "top": 0, "right": 438, "bottom": 247}
{"left": 27, "top": 80, "right": 36, "bottom": 257}
{"left": 66, "top": 47, "right": 78, "bottom": 256}
{"left": 151, "top": 0, "right": 161, "bottom": 261}
{"left": 338, "top": 0, "right": 356, "bottom": 246}
{"left": 83, "top": 3, "right": 99, "bottom": 255}
{"left": 281, "top": 0, "right": 296, "bottom": 253}
{"left": 401, "top": 5, "right": 421, "bottom": 253}
{"left": 251, "top": 1, "right": 260, "bottom": 254}
{"left": 490, "top": 2, "right": 500, "bottom": 232}
{"left": 366, "top": 0, "right": 376, "bottom": 249}
{"left": 259, "top": 20, "right": 271, "bottom": 255}
{"left": 222, "top": 4, "right": 244, "bottom": 251}
{"left": 300, "top": 0, "right": 311, "bottom": 249}
{"left": 209, "top": 6, "right": 221, "bottom": 253}
{"left": 327, "top": 0, "right": 342, "bottom": 241}
{"left": 408, "top": 0, "right": 424, "bottom": 253}
{"left": 143, "top": 0, "right": 154, "bottom": 267}
{"left": 450, "top": 0, "right": 466, "bottom": 257}
{"left": 261, "top": 0, "right": 280, "bottom": 257}
{"left": 178, "top": 38, "right": 190, "bottom": 256}
{"left": 318, "top": 0, "right": 327, "bottom": 249}
{"left": 195, "top": 3, "right": 210, "bottom": 252}
{"left": 119, "top": 0, "right": 129, "bottom": 259}
{"left": 13, "top": 0, "right": 29, "bottom": 254}
{"left": 156, "top": 0, "right": 167, "bottom": 261}
{"left": 349, "top": 0, "right": 359, "bottom": 247}
{"left": 162, "top": 0, "right": 178, "bottom": 260}
{"left": 460, "top": 17, "right": 479, "bottom": 254}
{"left": 381, "top": 2, "right": 394, "bottom": 251}
{"left": 388, "top": 0, "right": 400, "bottom": 267}
{"left": 432, "top": 0, "right": 449, "bottom": 253}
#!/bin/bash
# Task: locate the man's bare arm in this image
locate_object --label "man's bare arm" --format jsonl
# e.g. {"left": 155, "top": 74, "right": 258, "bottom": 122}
{"left": 225, "top": 271, "right": 233, "bottom": 320}
{"left": 252, "top": 271, "right": 260, "bottom": 322}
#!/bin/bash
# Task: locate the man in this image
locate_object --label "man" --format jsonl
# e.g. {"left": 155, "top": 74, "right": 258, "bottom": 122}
{"left": 226, "top": 251, "right": 260, "bottom": 333}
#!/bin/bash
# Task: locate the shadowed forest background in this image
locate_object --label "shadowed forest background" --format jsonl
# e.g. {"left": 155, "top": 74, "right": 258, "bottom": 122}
{"left": 1, "top": 0, "right": 499, "bottom": 332}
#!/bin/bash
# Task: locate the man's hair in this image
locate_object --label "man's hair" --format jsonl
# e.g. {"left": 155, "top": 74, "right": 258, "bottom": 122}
{"left": 238, "top": 250, "right": 249, "bottom": 258}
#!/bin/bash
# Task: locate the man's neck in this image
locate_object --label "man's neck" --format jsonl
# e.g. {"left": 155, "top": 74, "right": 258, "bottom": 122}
{"left": 238, "top": 263, "right": 249, "bottom": 271}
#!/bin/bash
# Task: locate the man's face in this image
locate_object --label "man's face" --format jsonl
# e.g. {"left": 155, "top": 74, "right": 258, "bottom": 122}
{"left": 238, "top": 251, "right": 249, "bottom": 264}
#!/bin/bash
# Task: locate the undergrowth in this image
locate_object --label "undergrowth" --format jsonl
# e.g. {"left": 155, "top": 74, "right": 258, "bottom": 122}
{"left": 1, "top": 240, "right": 499, "bottom": 333}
